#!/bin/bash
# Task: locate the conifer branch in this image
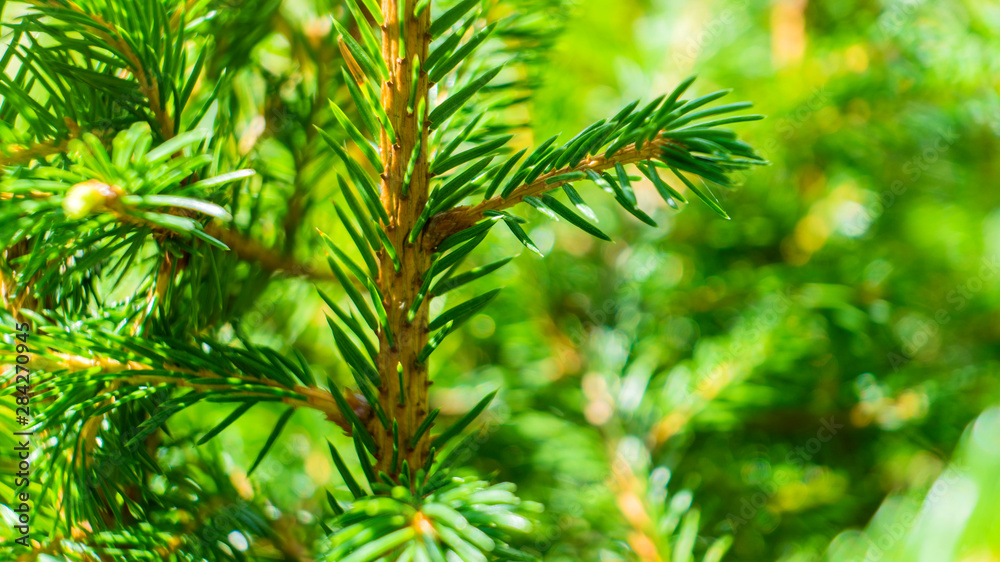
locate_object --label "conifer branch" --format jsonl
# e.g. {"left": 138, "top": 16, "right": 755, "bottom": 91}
{"left": 25, "top": 351, "right": 358, "bottom": 430}
{"left": 168, "top": 0, "right": 201, "bottom": 30}
{"left": 426, "top": 138, "right": 681, "bottom": 248}
{"left": 0, "top": 141, "right": 68, "bottom": 169}
{"left": 2, "top": 189, "right": 334, "bottom": 282}
{"left": 201, "top": 223, "right": 335, "bottom": 281}
{"left": 0, "top": 0, "right": 772, "bottom": 557}
{"left": 0, "top": 241, "right": 44, "bottom": 322}
{"left": 24, "top": 0, "right": 176, "bottom": 138}
{"left": 0, "top": 120, "right": 83, "bottom": 169}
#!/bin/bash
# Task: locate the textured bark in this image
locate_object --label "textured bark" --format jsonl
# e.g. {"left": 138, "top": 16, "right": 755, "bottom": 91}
{"left": 374, "top": 0, "right": 432, "bottom": 477}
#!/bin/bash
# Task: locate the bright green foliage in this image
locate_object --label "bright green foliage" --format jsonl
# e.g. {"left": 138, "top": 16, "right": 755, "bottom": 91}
{"left": 0, "top": 0, "right": 994, "bottom": 561}
{"left": 827, "top": 407, "right": 1000, "bottom": 561}
{"left": 461, "top": 1, "right": 1000, "bottom": 561}
{"left": 0, "top": 0, "right": 785, "bottom": 559}
{"left": 324, "top": 477, "right": 538, "bottom": 562}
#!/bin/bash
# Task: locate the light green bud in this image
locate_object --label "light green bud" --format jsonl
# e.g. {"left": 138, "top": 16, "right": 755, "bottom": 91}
{"left": 63, "top": 180, "right": 115, "bottom": 219}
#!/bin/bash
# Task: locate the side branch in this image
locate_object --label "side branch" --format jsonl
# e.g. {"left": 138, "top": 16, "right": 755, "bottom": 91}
{"left": 21, "top": 352, "right": 361, "bottom": 431}
{"left": 0, "top": 120, "right": 83, "bottom": 169}
{"left": 25, "top": 0, "right": 175, "bottom": 138}
{"left": 425, "top": 139, "right": 679, "bottom": 248}
{"left": 2, "top": 188, "right": 333, "bottom": 282}
{"left": 201, "top": 223, "right": 335, "bottom": 281}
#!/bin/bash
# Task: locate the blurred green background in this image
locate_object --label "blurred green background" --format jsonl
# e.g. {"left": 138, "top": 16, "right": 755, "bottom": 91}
{"left": 162, "top": 0, "right": 1000, "bottom": 560}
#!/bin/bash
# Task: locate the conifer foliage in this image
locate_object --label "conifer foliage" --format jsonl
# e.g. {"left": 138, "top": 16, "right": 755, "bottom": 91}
{"left": 0, "top": 0, "right": 763, "bottom": 559}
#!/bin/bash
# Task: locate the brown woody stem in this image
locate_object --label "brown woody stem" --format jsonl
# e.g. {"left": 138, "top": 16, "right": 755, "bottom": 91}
{"left": 373, "top": 0, "right": 433, "bottom": 478}
{"left": 201, "top": 223, "right": 335, "bottom": 281}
